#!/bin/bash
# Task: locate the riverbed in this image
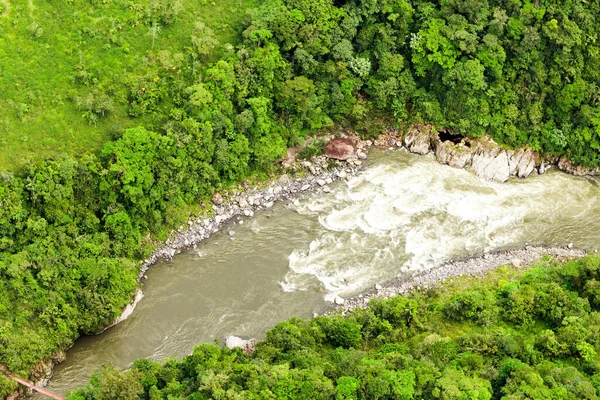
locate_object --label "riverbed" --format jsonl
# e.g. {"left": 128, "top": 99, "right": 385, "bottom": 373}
{"left": 41, "top": 149, "right": 600, "bottom": 396}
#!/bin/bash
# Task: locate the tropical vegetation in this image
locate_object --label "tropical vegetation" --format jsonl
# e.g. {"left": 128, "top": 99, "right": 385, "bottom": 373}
{"left": 1, "top": 0, "right": 600, "bottom": 392}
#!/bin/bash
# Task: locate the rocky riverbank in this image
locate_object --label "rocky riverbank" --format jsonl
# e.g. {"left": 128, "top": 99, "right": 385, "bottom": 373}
{"left": 137, "top": 153, "right": 367, "bottom": 280}
{"left": 227, "top": 246, "right": 589, "bottom": 353}
{"left": 138, "top": 123, "right": 600, "bottom": 281}
{"left": 333, "top": 246, "right": 588, "bottom": 314}
{"left": 384, "top": 125, "right": 600, "bottom": 181}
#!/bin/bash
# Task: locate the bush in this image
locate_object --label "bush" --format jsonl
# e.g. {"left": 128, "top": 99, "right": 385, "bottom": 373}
{"left": 298, "top": 139, "right": 326, "bottom": 160}
{"left": 322, "top": 317, "right": 362, "bottom": 349}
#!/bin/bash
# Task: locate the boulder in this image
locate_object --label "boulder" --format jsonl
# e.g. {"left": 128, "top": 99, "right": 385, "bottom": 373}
{"left": 508, "top": 148, "right": 538, "bottom": 178}
{"left": 325, "top": 138, "right": 356, "bottom": 160}
{"left": 225, "top": 336, "right": 257, "bottom": 354}
{"left": 403, "top": 126, "right": 433, "bottom": 155}
{"left": 432, "top": 136, "right": 473, "bottom": 169}
{"left": 212, "top": 192, "right": 224, "bottom": 206}
{"left": 469, "top": 142, "right": 510, "bottom": 182}
{"left": 557, "top": 157, "right": 600, "bottom": 176}
{"left": 278, "top": 174, "right": 290, "bottom": 184}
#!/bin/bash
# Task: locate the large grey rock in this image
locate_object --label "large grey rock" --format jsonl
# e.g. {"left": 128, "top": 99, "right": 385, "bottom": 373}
{"left": 470, "top": 147, "right": 510, "bottom": 182}
{"left": 508, "top": 148, "right": 538, "bottom": 178}
{"left": 212, "top": 192, "right": 224, "bottom": 205}
{"left": 278, "top": 174, "right": 290, "bottom": 184}
{"left": 432, "top": 136, "right": 473, "bottom": 169}
{"left": 403, "top": 126, "right": 432, "bottom": 155}
{"left": 225, "top": 336, "right": 258, "bottom": 354}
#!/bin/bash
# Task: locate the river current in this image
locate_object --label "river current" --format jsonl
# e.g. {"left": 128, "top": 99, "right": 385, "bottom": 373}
{"left": 41, "top": 149, "right": 600, "bottom": 396}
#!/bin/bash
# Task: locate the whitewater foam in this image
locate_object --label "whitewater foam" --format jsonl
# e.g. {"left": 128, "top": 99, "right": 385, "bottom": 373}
{"left": 281, "top": 152, "right": 599, "bottom": 301}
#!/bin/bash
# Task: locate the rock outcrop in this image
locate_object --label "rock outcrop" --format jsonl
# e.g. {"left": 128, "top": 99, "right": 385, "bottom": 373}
{"left": 325, "top": 138, "right": 356, "bottom": 160}
{"left": 432, "top": 135, "right": 472, "bottom": 169}
{"left": 406, "top": 128, "right": 542, "bottom": 182}
{"left": 469, "top": 143, "right": 511, "bottom": 182}
{"left": 225, "top": 336, "right": 257, "bottom": 354}
{"left": 31, "top": 351, "right": 66, "bottom": 388}
{"left": 508, "top": 148, "right": 538, "bottom": 178}
{"left": 557, "top": 157, "right": 600, "bottom": 176}
{"left": 403, "top": 125, "right": 432, "bottom": 155}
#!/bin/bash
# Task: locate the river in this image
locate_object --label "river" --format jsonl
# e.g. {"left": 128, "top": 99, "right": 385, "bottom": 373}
{"left": 40, "top": 149, "right": 600, "bottom": 396}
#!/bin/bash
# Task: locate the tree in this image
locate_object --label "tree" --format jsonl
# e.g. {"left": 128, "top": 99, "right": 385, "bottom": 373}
{"left": 149, "top": 22, "right": 161, "bottom": 49}
{"left": 191, "top": 21, "right": 218, "bottom": 60}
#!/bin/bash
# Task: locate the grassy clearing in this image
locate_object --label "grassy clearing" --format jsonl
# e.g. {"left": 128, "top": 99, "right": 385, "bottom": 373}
{"left": 0, "top": 0, "right": 257, "bottom": 170}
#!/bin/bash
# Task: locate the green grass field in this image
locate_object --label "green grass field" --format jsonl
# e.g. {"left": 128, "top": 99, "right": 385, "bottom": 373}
{"left": 0, "top": 0, "right": 257, "bottom": 170}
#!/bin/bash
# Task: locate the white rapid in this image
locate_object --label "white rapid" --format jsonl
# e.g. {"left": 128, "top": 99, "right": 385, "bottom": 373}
{"left": 282, "top": 150, "right": 599, "bottom": 300}
{"left": 38, "top": 149, "right": 600, "bottom": 397}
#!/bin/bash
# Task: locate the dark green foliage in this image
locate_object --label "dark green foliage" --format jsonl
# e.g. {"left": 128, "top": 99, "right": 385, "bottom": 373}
{"left": 444, "top": 289, "right": 499, "bottom": 326}
{"left": 321, "top": 317, "right": 362, "bottom": 349}
{"left": 70, "top": 256, "right": 600, "bottom": 399}
{"left": 298, "top": 139, "right": 327, "bottom": 160}
{"left": 68, "top": 366, "right": 143, "bottom": 400}
{"left": 3, "top": 0, "right": 600, "bottom": 384}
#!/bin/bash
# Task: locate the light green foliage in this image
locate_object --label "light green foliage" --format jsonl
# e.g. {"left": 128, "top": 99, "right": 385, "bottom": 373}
{"left": 433, "top": 368, "right": 492, "bottom": 400}
{"left": 191, "top": 21, "right": 218, "bottom": 60}
{"left": 336, "top": 376, "right": 360, "bottom": 400}
{"left": 68, "top": 366, "right": 143, "bottom": 400}
{"left": 3, "top": 0, "right": 600, "bottom": 386}
{"left": 0, "top": 0, "right": 258, "bottom": 169}
{"left": 0, "top": 374, "right": 18, "bottom": 398}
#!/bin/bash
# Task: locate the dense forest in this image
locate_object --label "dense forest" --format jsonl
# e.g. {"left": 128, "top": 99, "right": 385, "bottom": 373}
{"left": 1, "top": 0, "right": 600, "bottom": 389}
{"left": 67, "top": 255, "right": 600, "bottom": 399}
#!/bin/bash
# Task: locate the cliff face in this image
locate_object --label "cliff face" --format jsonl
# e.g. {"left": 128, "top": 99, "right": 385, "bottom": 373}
{"left": 396, "top": 125, "right": 600, "bottom": 182}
